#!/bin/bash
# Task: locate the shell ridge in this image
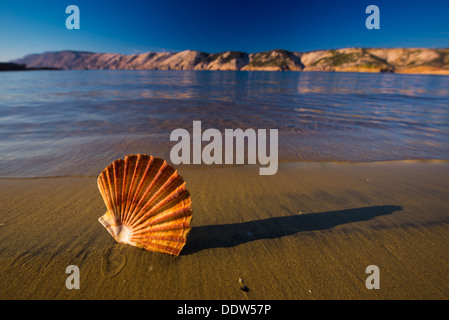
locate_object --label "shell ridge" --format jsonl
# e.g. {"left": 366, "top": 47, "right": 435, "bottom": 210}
{"left": 154, "top": 206, "right": 192, "bottom": 225}
{"left": 122, "top": 154, "right": 144, "bottom": 225}
{"left": 132, "top": 234, "right": 187, "bottom": 243}
{"left": 124, "top": 155, "right": 154, "bottom": 225}
{"left": 128, "top": 172, "right": 183, "bottom": 229}
{"left": 133, "top": 219, "right": 192, "bottom": 236}
{"left": 140, "top": 205, "right": 192, "bottom": 232}
{"left": 98, "top": 174, "right": 114, "bottom": 215}
{"left": 120, "top": 156, "right": 130, "bottom": 224}
{"left": 121, "top": 155, "right": 133, "bottom": 225}
{"left": 133, "top": 205, "right": 192, "bottom": 234}
{"left": 132, "top": 228, "right": 189, "bottom": 239}
{"left": 113, "top": 160, "right": 124, "bottom": 223}
{"left": 122, "top": 154, "right": 145, "bottom": 225}
{"left": 134, "top": 216, "right": 192, "bottom": 232}
{"left": 105, "top": 165, "right": 120, "bottom": 225}
{"left": 138, "top": 241, "right": 181, "bottom": 255}
{"left": 126, "top": 160, "right": 170, "bottom": 227}
{"left": 130, "top": 184, "right": 189, "bottom": 230}
{"left": 126, "top": 156, "right": 159, "bottom": 223}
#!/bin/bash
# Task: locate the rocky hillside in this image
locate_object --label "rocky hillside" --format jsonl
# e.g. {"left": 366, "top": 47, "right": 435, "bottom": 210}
{"left": 13, "top": 48, "right": 449, "bottom": 75}
{"left": 241, "top": 49, "right": 303, "bottom": 71}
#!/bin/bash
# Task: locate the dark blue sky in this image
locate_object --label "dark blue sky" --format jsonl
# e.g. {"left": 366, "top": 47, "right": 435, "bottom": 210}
{"left": 1, "top": 0, "right": 448, "bottom": 61}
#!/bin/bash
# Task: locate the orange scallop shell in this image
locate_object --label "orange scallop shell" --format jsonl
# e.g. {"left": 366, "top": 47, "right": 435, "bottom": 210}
{"left": 97, "top": 154, "right": 193, "bottom": 256}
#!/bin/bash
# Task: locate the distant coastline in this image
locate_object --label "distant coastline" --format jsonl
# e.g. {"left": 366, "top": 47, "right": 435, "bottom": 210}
{"left": 10, "top": 47, "right": 449, "bottom": 75}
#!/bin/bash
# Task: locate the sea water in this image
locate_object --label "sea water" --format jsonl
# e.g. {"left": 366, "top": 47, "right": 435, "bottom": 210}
{"left": 0, "top": 70, "right": 448, "bottom": 177}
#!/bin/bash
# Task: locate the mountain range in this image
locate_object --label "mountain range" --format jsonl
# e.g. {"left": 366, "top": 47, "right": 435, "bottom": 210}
{"left": 12, "top": 48, "right": 449, "bottom": 75}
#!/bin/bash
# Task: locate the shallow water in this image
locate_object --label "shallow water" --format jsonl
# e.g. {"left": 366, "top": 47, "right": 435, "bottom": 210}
{"left": 0, "top": 70, "right": 448, "bottom": 177}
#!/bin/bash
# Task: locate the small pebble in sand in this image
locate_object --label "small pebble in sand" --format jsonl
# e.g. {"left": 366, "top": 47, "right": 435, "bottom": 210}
{"left": 239, "top": 278, "right": 249, "bottom": 292}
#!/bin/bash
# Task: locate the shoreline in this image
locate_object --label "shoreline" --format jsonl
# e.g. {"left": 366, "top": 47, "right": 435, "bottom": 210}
{"left": 1, "top": 158, "right": 448, "bottom": 180}
{"left": 2, "top": 68, "right": 448, "bottom": 76}
{"left": 1, "top": 160, "right": 449, "bottom": 299}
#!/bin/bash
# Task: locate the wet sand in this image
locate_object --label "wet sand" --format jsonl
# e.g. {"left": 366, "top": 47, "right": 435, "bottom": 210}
{"left": 1, "top": 160, "right": 449, "bottom": 299}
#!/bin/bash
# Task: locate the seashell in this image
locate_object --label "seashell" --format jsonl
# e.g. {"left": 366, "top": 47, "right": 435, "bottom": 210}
{"left": 97, "top": 154, "right": 193, "bottom": 256}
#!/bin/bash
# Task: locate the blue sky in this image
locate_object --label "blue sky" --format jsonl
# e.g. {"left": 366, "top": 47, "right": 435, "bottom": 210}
{"left": 1, "top": 0, "right": 448, "bottom": 61}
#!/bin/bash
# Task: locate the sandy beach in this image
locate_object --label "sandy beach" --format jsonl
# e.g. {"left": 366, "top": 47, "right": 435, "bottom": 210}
{"left": 2, "top": 0, "right": 449, "bottom": 305}
{"left": 1, "top": 160, "right": 448, "bottom": 299}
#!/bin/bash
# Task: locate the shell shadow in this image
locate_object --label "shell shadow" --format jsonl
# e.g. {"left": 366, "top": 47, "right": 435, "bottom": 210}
{"left": 182, "top": 205, "right": 402, "bottom": 255}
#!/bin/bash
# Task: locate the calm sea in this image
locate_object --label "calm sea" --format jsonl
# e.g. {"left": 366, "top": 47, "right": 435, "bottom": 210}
{"left": 0, "top": 70, "right": 448, "bottom": 177}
